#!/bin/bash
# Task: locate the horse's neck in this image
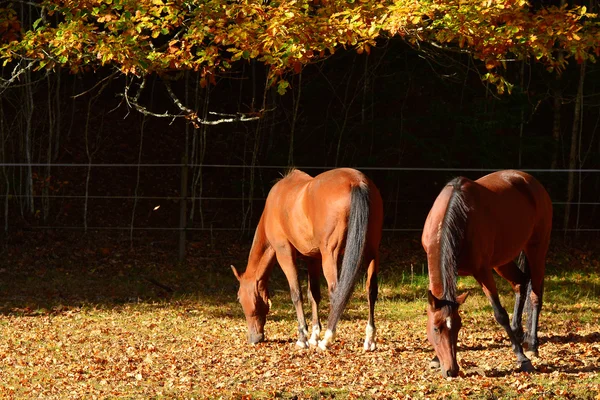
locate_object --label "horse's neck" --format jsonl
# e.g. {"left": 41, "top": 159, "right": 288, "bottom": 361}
{"left": 427, "top": 251, "right": 447, "bottom": 299}
{"left": 246, "top": 221, "right": 273, "bottom": 281}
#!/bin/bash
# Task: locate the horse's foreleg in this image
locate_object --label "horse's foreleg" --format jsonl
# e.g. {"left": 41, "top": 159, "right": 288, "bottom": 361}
{"left": 364, "top": 256, "right": 379, "bottom": 351}
{"left": 306, "top": 260, "right": 322, "bottom": 347}
{"left": 276, "top": 247, "right": 309, "bottom": 349}
{"left": 478, "top": 271, "right": 534, "bottom": 373}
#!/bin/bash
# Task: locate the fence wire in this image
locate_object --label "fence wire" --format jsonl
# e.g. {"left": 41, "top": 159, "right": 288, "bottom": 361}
{"left": 0, "top": 164, "right": 598, "bottom": 233}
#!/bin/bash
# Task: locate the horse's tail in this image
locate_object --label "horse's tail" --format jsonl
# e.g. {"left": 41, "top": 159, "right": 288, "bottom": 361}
{"left": 328, "top": 182, "right": 370, "bottom": 328}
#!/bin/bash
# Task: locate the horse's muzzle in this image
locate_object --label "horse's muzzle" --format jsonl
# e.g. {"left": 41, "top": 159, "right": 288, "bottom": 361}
{"left": 247, "top": 332, "right": 264, "bottom": 344}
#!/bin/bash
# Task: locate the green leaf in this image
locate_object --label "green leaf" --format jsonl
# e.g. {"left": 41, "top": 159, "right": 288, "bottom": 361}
{"left": 277, "top": 80, "right": 289, "bottom": 95}
{"left": 33, "top": 18, "right": 43, "bottom": 30}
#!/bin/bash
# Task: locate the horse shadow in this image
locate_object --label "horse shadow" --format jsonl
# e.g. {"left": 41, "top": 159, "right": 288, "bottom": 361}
{"left": 542, "top": 332, "right": 600, "bottom": 345}
{"left": 458, "top": 331, "right": 600, "bottom": 378}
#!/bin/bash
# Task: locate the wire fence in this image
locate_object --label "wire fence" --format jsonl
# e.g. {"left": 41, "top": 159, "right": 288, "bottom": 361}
{"left": 0, "top": 164, "right": 598, "bottom": 235}
{"left": 1, "top": 163, "right": 600, "bottom": 172}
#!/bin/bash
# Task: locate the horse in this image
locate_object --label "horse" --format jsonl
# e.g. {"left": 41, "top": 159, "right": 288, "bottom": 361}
{"left": 421, "top": 170, "right": 552, "bottom": 377}
{"left": 232, "top": 168, "right": 383, "bottom": 351}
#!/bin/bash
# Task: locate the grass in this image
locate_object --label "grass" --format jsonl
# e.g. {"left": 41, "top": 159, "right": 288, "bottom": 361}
{"left": 0, "top": 232, "right": 599, "bottom": 399}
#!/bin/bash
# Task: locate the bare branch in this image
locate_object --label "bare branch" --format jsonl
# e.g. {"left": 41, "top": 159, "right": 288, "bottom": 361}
{"left": 122, "top": 78, "right": 267, "bottom": 126}
{"left": 72, "top": 70, "right": 119, "bottom": 99}
{"left": 0, "top": 60, "right": 36, "bottom": 95}
{"left": 163, "top": 80, "right": 195, "bottom": 114}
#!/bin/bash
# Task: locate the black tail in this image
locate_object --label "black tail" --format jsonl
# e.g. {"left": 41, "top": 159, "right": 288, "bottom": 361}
{"left": 328, "top": 183, "right": 370, "bottom": 329}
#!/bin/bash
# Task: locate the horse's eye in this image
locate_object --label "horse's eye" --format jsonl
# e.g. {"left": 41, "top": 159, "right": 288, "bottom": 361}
{"left": 433, "top": 326, "right": 441, "bottom": 334}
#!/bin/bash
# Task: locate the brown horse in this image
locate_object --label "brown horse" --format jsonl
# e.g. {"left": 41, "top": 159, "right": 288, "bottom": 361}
{"left": 422, "top": 170, "right": 552, "bottom": 377}
{"left": 232, "top": 168, "right": 383, "bottom": 351}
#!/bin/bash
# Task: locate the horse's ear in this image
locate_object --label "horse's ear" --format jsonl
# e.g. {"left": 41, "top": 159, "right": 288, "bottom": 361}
{"left": 231, "top": 265, "right": 241, "bottom": 281}
{"left": 427, "top": 290, "right": 441, "bottom": 309}
{"left": 456, "top": 292, "right": 469, "bottom": 305}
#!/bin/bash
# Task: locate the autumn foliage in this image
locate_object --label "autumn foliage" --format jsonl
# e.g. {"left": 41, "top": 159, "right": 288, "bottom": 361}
{"left": 1, "top": 0, "right": 599, "bottom": 93}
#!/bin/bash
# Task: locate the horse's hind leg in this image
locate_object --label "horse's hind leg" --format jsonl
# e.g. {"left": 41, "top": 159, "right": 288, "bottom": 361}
{"left": 494, "top": 257, "right": 530, "bottom": 342}
{"left": 364, "top": 254, "right": 379, "bottom": 351}
{"left": 306, "top": 259, "right": 322, "bottom": 347}
{"left": 275, "top": 245, "right": 310, "bottom": 348}
{"left": 524, "top": 242, "right": 548, "bottom": 358}
{"left": 476, "top": 268, "right": 534, "bottom": 372}
{"left": 317, "top": 250, "right": 340, "bottom": 350}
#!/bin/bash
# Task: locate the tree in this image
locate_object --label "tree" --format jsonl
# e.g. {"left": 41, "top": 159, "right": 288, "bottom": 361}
{"left": 2, "top": 0, "right": 599, "bottom": 100}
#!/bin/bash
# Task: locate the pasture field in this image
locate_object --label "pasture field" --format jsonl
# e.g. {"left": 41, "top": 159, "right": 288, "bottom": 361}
{"left": 0, "top": 232, "right": 599, "bottom": 399}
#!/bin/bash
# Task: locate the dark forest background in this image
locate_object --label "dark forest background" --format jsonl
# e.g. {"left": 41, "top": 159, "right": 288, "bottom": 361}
{"left": 1, "top": 36, "right": 599, "bottom": 256}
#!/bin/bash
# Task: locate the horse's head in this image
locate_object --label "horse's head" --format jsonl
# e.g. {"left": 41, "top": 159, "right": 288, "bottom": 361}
{"left": 426, "top": 290, "right": 469, "bottom": 378}
{"left": 231, "top": 265, "right": 270, "bottom": 344}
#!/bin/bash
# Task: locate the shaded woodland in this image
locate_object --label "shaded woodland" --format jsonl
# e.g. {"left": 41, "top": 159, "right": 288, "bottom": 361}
{"left": 1, "top": 1, "right": 599, "bottom": 254}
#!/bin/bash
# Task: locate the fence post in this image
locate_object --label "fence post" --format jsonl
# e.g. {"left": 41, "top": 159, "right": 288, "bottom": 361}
{"left": 178, "top": 154, "right": 188, "bottom": 262}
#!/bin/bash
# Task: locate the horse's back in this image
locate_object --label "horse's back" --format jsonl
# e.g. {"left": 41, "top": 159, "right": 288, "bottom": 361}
{"left": 476, "top": 170, "right": 552, "bottom": 228}
{"left": 262, "top": 168, "right": 382, "bottom": 257}
{"left": 473, "top": 170, "right": 552, "bottom": 265}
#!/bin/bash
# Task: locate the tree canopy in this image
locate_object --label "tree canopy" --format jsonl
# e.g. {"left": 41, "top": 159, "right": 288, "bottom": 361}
{"left": 1, "top": 0, "right": 599, "bottom": 95}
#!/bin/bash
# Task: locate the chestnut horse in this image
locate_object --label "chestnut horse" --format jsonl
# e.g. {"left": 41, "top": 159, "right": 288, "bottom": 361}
{"left": 422, "top": 170, "right": 552, "bottom": 377}
{"left": 232, "top": 168, "right": 383, "bottom": 351}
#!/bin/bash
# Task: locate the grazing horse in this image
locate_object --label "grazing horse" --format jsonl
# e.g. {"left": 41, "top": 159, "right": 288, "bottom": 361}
{"left": 422, "top": 170, "right": 552, "bottom": 377}
{"left": 232, "top": 168, "right": 383, "bottom": 351}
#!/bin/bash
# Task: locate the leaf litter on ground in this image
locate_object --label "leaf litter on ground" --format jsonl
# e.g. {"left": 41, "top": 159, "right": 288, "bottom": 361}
{"left": 0, "top": 232, "right": 599, "bottom": 398}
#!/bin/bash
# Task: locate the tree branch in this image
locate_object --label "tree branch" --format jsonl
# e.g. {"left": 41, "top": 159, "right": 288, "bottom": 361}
{"left": 122, "top": 78, "right": 268, "bottom": 126}
{"left": 0, "top": 60, "right": 36, "bottom": 95}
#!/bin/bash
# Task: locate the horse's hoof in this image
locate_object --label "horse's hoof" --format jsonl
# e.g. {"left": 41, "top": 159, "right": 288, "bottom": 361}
{"left": 317, "top": 329, "right": 334, "bottom": 351}
{"left": 363, "top": 339, "right": 376, "bottom": 352}
{"left": 308, "top": 337, "right": 318, "bottom": 347}
{"left": 518, "top": 359, "right": 535, "bottom": 373}
{"left": 524, "top": 350, "right": 539, "bottom": 359}
{"left": 296, "top": 340, "right": 309, "bottom": 349}
{"left": 429, "top": 356, "right": 441, "bottom": 369}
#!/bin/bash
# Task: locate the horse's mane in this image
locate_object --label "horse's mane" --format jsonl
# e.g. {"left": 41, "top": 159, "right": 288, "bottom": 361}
{"left": 274, "top": 167, "right": 298, "bottom": 183}
{"left": 440, "top": 177, "right": 470, "bottom": 302}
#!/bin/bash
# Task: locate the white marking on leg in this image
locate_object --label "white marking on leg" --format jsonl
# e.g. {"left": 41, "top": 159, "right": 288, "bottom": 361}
{"left": 318, "top": 329, "right": 335, "bottom": 351}
{"left": 363, "top": 324, "right": 376, "bottom": 351}
{"left": 308, "top": 325, "right": 320, "bottom": 346}
{"left": 296, "top": 327, "right": 309, "bottom": 349}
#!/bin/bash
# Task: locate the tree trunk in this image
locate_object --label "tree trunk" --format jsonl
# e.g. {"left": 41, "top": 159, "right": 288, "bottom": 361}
{"left": 24, "top": 69, "right": 35, "bottom": 215}
{"left": 288, "top": 72, "right": 302, "bottom": 166}
{"left": 1, "top": 101, "right": 8, "bottom": 232}
{"left": 551, "top": 85, "right": 562, "bottom": 169}
{"left": 563, "top": 61, "right": 585, "bottom": 233}
{"left": 43, "top": 74, "right": 54, "bottom": 222}
{"left": 190, "top": 79, "right": 209, "bottom": 229}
